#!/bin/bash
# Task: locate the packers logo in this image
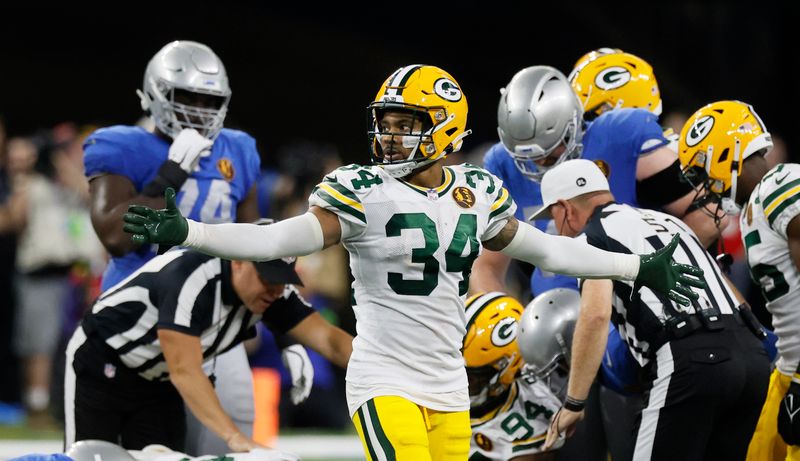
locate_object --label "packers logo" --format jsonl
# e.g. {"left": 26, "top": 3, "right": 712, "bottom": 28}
{"left": 685, "top": 115, "right": 715, "bottom": 147}
{"left": 474, "top": 432, "right": 493, "bottom": 452}
{"left": 491, "top": 317, "right": 518, "bottom": 347}
{"left": 453, "top": 186, "right": 475, "bottom": 208}
{"left": 434, "top": 78, "right": 462, "bottom": 102}
{"left": 217, "top": 159, "right": 235, "bottom": 181}
{"left": 594, "top": 159, "right": 611, "bottom": 178}
{"left": 595, "top": 66, "right": 631, "bottom": 90}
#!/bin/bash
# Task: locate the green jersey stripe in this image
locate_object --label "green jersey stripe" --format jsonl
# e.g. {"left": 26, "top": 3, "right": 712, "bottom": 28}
{"left": 489, "top": 195, "right": 514, "bottom": 219}
{"left": 316, "top": 189, "right": 366, "bottom": 223}
{"left": 763, "top": 178, "right": 800, "bottom": 209}
{"left": 321, "top": 181, "right": 360, "bottom": 203}
{"left": 768, "top": 193, "right": 800, "bottom": 226}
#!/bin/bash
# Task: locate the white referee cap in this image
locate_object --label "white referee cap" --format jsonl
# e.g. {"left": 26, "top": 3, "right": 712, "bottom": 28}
{"left": 530, "top": 159, "right": 610, "bottom": 220}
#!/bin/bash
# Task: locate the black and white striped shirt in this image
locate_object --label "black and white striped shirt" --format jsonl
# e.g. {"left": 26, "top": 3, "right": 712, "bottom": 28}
{"left": 81, "top": 248, "right": 314, "bottom": 381}
{"left": 580, "top": 202, "right": 739, "bottom": 366}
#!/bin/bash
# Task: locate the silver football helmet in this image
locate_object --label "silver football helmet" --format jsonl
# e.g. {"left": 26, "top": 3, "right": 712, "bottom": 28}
{"left": 518, "top": 288, "right": 580, "bottom": 381}
{"left": 497, "top": 66, "right": 584, "bottom": 182}
{"left": 66, "top": 440, "right": 136, "bottom": 461}
{"left": 137, "top": 40, "right": 231, "bottom": 140}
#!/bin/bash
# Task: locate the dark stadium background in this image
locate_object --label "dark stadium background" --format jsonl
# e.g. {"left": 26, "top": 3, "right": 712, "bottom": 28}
{"left": 0, "top": 2, "right": 792, "bottom": 167}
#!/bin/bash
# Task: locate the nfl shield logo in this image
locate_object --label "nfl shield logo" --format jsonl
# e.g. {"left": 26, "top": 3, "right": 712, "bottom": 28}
{"left": 104, "top": 363, "right": 116, "bottom": 379}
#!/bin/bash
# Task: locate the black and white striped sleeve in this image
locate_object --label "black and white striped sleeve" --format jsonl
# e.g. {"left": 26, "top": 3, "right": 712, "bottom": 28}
{"left": 155, "top": 253, "right": 222, "bottom": 336}
{"left": 261, "top": 285, "right": 315, "bottom": 334}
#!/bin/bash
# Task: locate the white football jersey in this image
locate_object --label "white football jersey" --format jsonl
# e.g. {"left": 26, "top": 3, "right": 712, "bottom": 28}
{"left": 469, "top": 378, "right": 564, "bottom": 460}
{"left": 309, "top": 163, "right": 516, "bottom": 415}
{"left": 741, "top": 163, "right": 800, "bottom": 375}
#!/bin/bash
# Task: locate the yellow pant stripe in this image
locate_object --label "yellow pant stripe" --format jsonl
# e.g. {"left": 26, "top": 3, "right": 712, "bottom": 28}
{"left": 356, "top": 407, "right": 380, "bottom": 461}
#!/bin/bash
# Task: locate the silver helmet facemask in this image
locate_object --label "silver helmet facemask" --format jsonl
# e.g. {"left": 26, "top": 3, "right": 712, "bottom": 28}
{"left": 137, "top": 41, "right": 231, "bottom": 140}
{"left": 497, "top": 66, "right": 585, "bottom": 182}
{"left": 518, "top": 289, "right": 580, "bottom": 395}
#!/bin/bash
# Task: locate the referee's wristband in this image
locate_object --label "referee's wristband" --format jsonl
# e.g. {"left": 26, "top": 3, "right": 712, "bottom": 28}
{"left": 142, "top": 160, "right": 189, "bottom": 197}
{"left": 563, "top": 395, "right": 586, "bottom": 412}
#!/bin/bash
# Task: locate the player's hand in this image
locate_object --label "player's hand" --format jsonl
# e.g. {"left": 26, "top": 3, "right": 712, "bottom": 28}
{"left": 123, "top": 188, "right": 189, "bottom": 246}
{"left": 544, "top": 407, "right": 583, "bottom": 450}
{"left": 226, "top": 431, "right": 269, "bottom": 453}
{"left": 634, "top": 234, "right": 706, "bottom": 306}
{"left": 168, "top": 128, "right": 213, "bottom": 173}
{"left": 281, "top": 344, "right": 314, "bottom": 405}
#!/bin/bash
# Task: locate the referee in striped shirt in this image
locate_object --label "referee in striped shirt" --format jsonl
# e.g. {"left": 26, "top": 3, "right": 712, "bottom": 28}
{"left": 64, "top": 247, "right": 353, "bottom": 453}
{"left": 540, "top": 160, "right": 770, "bottom": 460}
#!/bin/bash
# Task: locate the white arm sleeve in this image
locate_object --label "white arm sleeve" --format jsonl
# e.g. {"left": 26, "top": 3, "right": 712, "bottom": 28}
{"left": 500, "top": 222, "right": 640, "bottom": 281}
{"left": 182, "top": 212, "right": 325, "bottom": 261}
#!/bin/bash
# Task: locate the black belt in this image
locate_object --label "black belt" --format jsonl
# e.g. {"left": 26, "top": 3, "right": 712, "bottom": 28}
{"left": 651, "top": 306, "right": 764, "bottom": 353}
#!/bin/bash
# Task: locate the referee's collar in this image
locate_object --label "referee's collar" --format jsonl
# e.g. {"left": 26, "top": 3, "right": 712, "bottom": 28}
{"left": 590, "top": 200, "right": 618, "bottom": 220}
{"left": 220, "top": 260, "right": 243, "bottom": 307}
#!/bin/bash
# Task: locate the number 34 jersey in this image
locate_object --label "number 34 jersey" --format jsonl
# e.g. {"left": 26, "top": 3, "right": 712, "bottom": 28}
{"left": 309, "top": 163, "right": 516, "bottom": 415}
{"left": 741, "top": 163, "right": 800, "bottom": 376}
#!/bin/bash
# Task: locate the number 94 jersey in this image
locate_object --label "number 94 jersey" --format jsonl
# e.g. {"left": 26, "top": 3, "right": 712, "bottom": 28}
{"left": 309, "top": 163, "right": 516, "bottom": 415}
{"left": 741, "top": 163, "right": 800, "bottom": 376}
{"left": 470, "top": 378, "right": 563, "bottom": 460}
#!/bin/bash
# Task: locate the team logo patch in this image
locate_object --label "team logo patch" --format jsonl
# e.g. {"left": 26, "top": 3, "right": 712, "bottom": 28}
{"left": 217, "top": 158, "right": 235, "bottom": 181}
{"left": 474, "top": 432, "right": 493, "bottom": 452}
{"left": 491, "top": 317, "right": 518, "bottom": 347}
{"left": 576, "top": 177, "right": 587, "bottom": 187}
{"left": 594, "top": 159, "right": 611, "bottom": 178}
{"left": 453, "top": 186, "right": 475, "bottom": 208}
{"left": 685, "top": 115, "right": 715, "bottom": 147}
{"left": 595, "top": 66, "right": 631, "bottom": 90}
{"left": 434, "top": 78, "right": 462, "bottom": 102}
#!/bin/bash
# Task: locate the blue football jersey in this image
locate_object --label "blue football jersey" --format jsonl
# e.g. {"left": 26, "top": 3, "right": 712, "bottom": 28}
{"left": 84, "top": 126, "right": 261, "bottom": 290}
{"left": 483, "top": 108, "right": 668, "bottom": 296}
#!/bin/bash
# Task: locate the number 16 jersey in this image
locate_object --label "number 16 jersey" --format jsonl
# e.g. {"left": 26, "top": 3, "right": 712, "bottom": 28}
{"left": 309, "top": 163, "right": 516, "bottom": 415}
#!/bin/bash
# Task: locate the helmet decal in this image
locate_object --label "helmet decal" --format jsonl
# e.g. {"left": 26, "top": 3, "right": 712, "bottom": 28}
{"left": 434, "top": 78, "right": 463, "bottom": 102}
{"left": 491, "top": 317, "right": 519, "bottom": 347}
{"left": 594, "top": 66, "right": 631, "bottom": 90}
{"left": 685, "top": 115, "right": 715, "bottom": 147}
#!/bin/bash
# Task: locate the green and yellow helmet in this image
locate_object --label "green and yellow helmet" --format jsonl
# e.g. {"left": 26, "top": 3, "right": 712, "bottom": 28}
{"left": 679, "top": 100, "right": 773, "bottom": 214}
{"left": 368, "top": 65, "right": 470, "bottom": 178}
{"left": 570, "top": 50, "right": 661, "bottom": 118}
{"left": 463, "top": 292, "right": 525, "bottom": 407}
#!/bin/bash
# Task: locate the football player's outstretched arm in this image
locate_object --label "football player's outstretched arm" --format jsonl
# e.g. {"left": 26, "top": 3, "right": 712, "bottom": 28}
{"left": 123, "top": 188, "right": 342, "bottom": 260}
{"left": 469, "top": 250, "right": 512, "bottom": 295}
{"left": 484, "top": 217, "right": 706, "bottom": 306}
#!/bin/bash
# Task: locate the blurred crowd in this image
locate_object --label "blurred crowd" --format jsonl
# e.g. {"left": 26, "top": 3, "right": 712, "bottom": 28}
{"left": 0, "top": 115, "right": 356, "bottom": 432}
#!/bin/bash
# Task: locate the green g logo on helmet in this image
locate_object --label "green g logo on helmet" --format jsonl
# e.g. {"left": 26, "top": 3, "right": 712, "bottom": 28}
{"left": 595, "top": 67, "right": 631, "bottom": 90}
{"left": 491, "top": 317, "right": 519, "bottom": 347}
{"left": 686, "top": 115, "right": 715, "bottom": 148}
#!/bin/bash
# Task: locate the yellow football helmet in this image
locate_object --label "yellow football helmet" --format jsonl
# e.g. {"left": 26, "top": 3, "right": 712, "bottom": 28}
{"left": 463, "top": 292, "right": 525, "bottom": 407}
{"left": 573, "top": 47, "right": 623, "bottom": 69}
{"left": 368, "top": 65, "right": 470, "bottom": 178}
{"left": 569, "top": 51, "right": 662, "bottom": 118}
{"left": 679, "top": 100, "right": 773, "bottom": 214}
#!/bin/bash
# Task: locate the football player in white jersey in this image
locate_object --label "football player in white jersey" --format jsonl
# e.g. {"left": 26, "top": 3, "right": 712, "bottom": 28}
{"left": 122, "top": 64, "right": 704, "bottom": 460}
{"left": 676, "top": 100, "right": 796, "bottom": 460}
{"left": 464, "top": 292, "right": 563, "bottom": 461}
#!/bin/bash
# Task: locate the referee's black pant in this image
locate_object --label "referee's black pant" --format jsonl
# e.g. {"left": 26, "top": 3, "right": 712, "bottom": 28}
{"left": 64, "top": 326, "right": 186, "bottom": 451}
{"left": 633, "top": 316, "right": 770, "bottom": 461}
